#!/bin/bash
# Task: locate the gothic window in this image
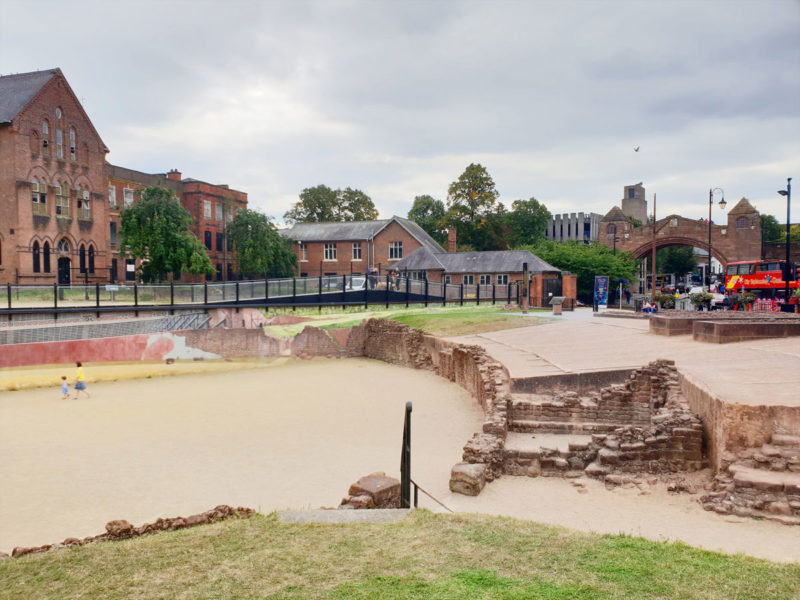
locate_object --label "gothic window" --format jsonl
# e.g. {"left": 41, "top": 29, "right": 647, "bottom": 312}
{"left": 69, "top": 128, "right": 76, "bottom": 161}
{"left": 43, "top": 242, "right": 51, "bottom": 273}
{"left": 56, "top": 183, "right": 69, "bottom": 215}
{"left": 79, "top": 244, "right": 86, "bottom": 273}
{"left": 77, "top": 187, "right": 90, "bottom": 219}
{"left": 32, "top": 179, "right": 47, "bottom": 215}
{"left": 42, "top": 120, "right": 49, "bottom": 155}
{"left": 57, "top": 238, "right": 70, "bottom": 254}
{"left": 88, "top": 245, "right": 95, "bottom": 274}
{"left": 736, "top": 216, "right": 749, "bottom": 229}
{"left": 32, "top": 241, "right": 41, "bottom": 273}
{"left": 56, "top": 129, "right": 63, "bottom": 159}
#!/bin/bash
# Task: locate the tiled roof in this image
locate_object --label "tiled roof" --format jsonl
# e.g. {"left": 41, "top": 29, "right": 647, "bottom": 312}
{"left": 0, "top": 69, "right": 58, "bottom": 124}
{"left": 727, "top": 197, "right": 757, "bottom": 216}
{"left": 601, "top": 206, "right": 629, "bottom": 222}
{"left": 281, "top": 216, "right": 445, "bottom": 252}
{"left": 394, "top": 248, "right": 561, "bottom": 274}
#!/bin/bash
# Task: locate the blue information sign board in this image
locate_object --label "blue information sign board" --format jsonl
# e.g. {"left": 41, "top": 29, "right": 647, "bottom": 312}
{"left": 594, "top": 275, "right": 609, "bottom": 308}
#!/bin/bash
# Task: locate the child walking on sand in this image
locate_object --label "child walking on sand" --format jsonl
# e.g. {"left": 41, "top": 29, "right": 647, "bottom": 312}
{"left": 61, "top": 376, "right": 69, "bottom": 399}
{"left": 73, "top": 361, "right": 90, "bottom": 399}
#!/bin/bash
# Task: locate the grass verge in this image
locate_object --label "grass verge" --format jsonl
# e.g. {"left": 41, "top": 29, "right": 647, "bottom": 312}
{"left": 1, "top": 510, "right": 797, "bottom": 600}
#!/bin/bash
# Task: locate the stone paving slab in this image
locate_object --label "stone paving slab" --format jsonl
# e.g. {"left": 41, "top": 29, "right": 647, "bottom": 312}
{"left": 278, "top": 509, "right": 411, "bottom": 524}
{"left": 448, "top": 309, "right": 800, "bottom": 407}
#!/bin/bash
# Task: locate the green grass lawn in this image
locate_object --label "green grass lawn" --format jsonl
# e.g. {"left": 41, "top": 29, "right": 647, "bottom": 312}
{"left": 265, "top": 305, "right": 550, "bottom": 338}
{"left": 1, "top": 511, "right": 797, "bottom": 600}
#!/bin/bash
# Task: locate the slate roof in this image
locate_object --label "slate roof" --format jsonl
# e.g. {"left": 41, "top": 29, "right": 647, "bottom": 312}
{"left": 0, "top": 69, "right": 58, "bottom": 124}
{"left": 394, "top": 248, "right": 561, "bottom": 274}
{"left": 281, "top": 216, "right": 444, "bottom": 253}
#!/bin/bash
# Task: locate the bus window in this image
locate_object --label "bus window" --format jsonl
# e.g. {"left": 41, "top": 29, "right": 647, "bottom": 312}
{"left": 737, "top": 263, "right": 755, "bottom": 275}
{"left": 757, "top": 262, "right": 779, "bottom": 272}
{"left": 726, "top": 265, "right": 737, "bottom": 276}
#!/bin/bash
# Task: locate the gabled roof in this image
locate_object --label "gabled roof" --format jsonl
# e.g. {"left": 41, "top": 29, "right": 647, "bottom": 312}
{"left": 727, "top": 197, "right": 757, "bottom": 216}
{"left": 394, "top": 248, "right": 560, "bottom": 274}
{"left": 281, "top": 216, "right": 444, "bottom": 252}
{"left": 0, "top": 69, "right": 58, "bottom": 124}
{"left": 601, "top": 206, "right": 630, "bottom": 222}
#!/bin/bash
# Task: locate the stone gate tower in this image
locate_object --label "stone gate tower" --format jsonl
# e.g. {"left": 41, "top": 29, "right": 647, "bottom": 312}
{"left": 621, "top": 183, "right": 648, "bottom": 224}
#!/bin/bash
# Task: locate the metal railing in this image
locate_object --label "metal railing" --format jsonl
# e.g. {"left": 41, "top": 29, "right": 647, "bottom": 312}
{"left": 1, "top": 274, "right": 522, "bottom": 316}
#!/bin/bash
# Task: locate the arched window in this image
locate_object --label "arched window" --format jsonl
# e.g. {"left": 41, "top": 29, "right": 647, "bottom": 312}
{"left": 736, "top": 216, "right": 749, "bottom": 229}
{"left": 57, "top": 238, "right": 70, "bottom": 254}
{"left": 607, "top": 224, "right": 617, "bottom": 235}
{"left": 32, "top": 241, "right": 40, "bottom": 273}
{"left": 69, "top": 128, "right": 76, "bottom": 161}
{"left": 88, "top": 245, "right": 95, "bottom": 274}
{"left": 56, "top": 128, "right": 63, "bottom": 159}
{"left": 42, "top": 120, "right": 49, "bottom": 155}
{"left": 43, "top": 242, "right": 51, "bottom": 273}
{"left": 56, "top": 182, "right": 69, "bottom": 216}
{"left": 79, "top": 244, "right": 86, "bottom": 273}
{"left": 31, "top": 178, "right": 47, "bottom": 215}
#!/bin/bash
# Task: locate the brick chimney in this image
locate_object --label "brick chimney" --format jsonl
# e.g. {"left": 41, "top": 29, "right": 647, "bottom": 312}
{"left": 166, "top": 169, "right": 182, "bottom": 181}
{"left": 448, "top": 228, "right": 457, "bottom": 253}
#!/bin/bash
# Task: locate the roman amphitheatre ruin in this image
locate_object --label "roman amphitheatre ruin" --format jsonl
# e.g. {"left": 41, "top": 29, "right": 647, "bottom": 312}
{"left": 0, "top": 306, "right": 799, "bottom": 563}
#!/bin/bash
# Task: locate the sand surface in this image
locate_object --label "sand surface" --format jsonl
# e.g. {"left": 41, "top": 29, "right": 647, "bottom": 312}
{"left": 0, "top": 359, "right": 481, "bottom": 552}
{"left": 1, "top": 357, "right": 798, "bottom": 563}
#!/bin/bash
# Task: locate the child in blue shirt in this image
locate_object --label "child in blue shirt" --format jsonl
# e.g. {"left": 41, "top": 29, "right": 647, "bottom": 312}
{"left": 61, "top": 376, "right": 69, "bottom": 399}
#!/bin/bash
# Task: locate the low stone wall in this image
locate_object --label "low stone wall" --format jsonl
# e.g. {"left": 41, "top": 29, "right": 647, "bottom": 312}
{"left": 650, "top": 312, "right": 799, "bottom": 338}
{"left": 4, "top": 505, "right": 254, "bottom": 560}
{"left": 511, "top": 368, "right": 633, "bottom": 395}
{"left": 693, "top": 320, "right": 800, "bottom": 343}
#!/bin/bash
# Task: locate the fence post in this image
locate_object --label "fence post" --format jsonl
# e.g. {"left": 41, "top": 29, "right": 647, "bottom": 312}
{"left": 492, "top": 283, "right": 496, "bottom": 305}
{"left": 507, "top": 282, "right": 511, "bottom": 303}
{"left": 424, "top": 275, "right": 429, "bottom": 308}
{"left": 318, "top": 274, "right": 323, "bottom": 310}
{"left": 292, "top": 277, "right": 297, "bottom": 311}
{"left": 134, "top": 284, "right": 139, "bottom": 317}
{"left": 460, "top": 283, "right": 464, "bottom": 307}
{"left": 405, "top": 275, "right": 409, "bottom": 308}
{"left": 204, "top": 281, "right": 208, "bottom": 305}
{"left": 385, "top": 273, "right": 390, "bottom": 308}
{"left": 443, "top": 280, "right": 446, "bottom": 307}
{"left": 476, "top": 281, "right": 480, "bottom": 306}
{"left": 235, "top": 281, "right": 240, "bottom": 312}
{"left": 170, "top": 281, "right": 174, "bottom": 314}
{"left": 364, "top": 274, "right": 369, "bottom": 309}
{"left": 95, "top": 283, "right": 100, "bottom": 318}
{"left": 53, "top": 283, "right": 58, "bottom": 309}
{"left": 265, "top": 277, "right": 269, "bottom": 304}
{"left": 400, "top": 401, "right": 412, "bottom": 509}
{"left": 7, "top": 283, "right": 10, "bottom": 311}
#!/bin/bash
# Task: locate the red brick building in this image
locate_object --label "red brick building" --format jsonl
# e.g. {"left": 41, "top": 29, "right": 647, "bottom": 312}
{"left": 1, "top": 69, "right": 110, "bottom": 285}
{"left": 282, "top": 216, "right": 444, "bottom": 277}
{"left": 0, "top": 68, "right": 247, "bottom": 285}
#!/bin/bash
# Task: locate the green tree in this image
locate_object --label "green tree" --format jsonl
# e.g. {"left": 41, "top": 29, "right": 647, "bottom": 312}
{"left": 505, "top": 197, "right": 551, "bottom": 247}
{"left": 407, "top": 195, "right": 447, "bottom": 245}
{"left": 120, "top": 186, "right": 213, "bottom": 282}
{"left": 656, "top": 245, "right": 697, "bottom": 280}
{"left": 228, "top": 208, "right": 297, "bottom": 278}
{"left": 525, "top": 240, "right": 637, "bottom": 302}
{"left": 761, "top": 214, "right": 783, "bottom": 242}
{"left": 444, "top": 163, "right": 501, "bottom": 249}
{"left": 283, "top": 185, "right": 378, "bottom": 223}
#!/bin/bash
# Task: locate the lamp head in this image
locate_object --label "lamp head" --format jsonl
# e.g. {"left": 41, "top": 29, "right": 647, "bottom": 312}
{"left": 778, "top": 190, "right": 788, "bottom": 197}
{"left": 718, "top": 197, "right": 727, "bottom": 210}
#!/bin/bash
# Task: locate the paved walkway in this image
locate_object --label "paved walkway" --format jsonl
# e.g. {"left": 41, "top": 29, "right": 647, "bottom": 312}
{"left": 449, "top": 308, "right": 800, "bottom": 407}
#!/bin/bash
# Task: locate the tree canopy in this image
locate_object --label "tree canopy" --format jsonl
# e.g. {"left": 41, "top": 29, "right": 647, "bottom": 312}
{"left": 761, "top": 214, "right": 783, "bottom": 242}
{"left": 652, "top": 245, "right": 697, "bottom": 279}
{"left": 525, "top": 240, "right": 638, "bottom": 302}
{"left": 505, "top": 198, "right": 552, "bottom": 247}
{"left": 119, "top": 186, "right": 213, "bottom": 282}
{"left": 283, "top": 185, "right": 379, "bottom": 223}
{"left": 407, "top": 195, "right": 447, "bottom": 246}
{"left": 228, "top": 208, "right": 297, "bottom": 278}
{"left": 444, "top": 163, "right": 501, "bottom": 250}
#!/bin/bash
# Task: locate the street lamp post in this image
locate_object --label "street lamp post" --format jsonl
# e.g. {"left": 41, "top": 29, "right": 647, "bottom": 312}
{"left": 707, "top": 188, "right": 726, "bottom": 291}
{"left": 778, "top": 177, "right": 792, "bottom": 300}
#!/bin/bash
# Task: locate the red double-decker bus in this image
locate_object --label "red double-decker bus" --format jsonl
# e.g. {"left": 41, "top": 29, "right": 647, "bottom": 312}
{"left": 724, "top": 260, "right": 799, "bottom": 298}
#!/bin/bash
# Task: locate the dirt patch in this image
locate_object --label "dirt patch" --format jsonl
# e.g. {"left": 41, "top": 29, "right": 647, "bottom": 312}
{"left": 266, "top": 314, "right": 314, "bottom": 325}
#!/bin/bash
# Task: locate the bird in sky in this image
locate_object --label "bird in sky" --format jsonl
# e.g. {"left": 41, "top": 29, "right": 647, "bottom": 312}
{"left": 634, "top": 146, "right": 640, "bottom": 152}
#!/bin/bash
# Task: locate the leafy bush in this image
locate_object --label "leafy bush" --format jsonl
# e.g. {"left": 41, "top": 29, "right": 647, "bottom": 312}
{"left": 690, "top": 292, "right": 713, "bottom": 307}
{"left": 732, "top": 292, "right": 756, "bottom": 308}
{"left": 653, "top": 292, "right": 675, "bottom": 309}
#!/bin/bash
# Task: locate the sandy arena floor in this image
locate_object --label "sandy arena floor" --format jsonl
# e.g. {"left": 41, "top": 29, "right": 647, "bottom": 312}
{"left": 1, "top": 355, "right": 799, "bottom": 563}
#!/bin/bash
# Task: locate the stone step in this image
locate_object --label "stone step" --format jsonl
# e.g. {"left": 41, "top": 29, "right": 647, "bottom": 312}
{"left": 509, "top": 420, "right": 619, "bottom": 434}
{"left": 729, "top": 465, "right": 800, "bottom": 494}
{"left": 771, "top": 434, "right": 800, "bottom": 447}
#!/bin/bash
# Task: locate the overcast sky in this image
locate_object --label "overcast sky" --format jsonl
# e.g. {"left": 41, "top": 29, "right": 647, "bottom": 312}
{"left": 2, "top": 0, "right": 798, "bottom": 226}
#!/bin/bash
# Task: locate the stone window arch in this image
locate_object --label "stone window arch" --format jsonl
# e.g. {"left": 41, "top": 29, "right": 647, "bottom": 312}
{"left": 32, "top": 241, "right": 41, "bottom": 273}
{"left": 57, "top": 238, "right": 70, "bottom": 254}
{"left": 607, "top": 224, "right": 617, "bottom": 235}
{"left": 736, "top": 216, "right": 749, "bottom": 229}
